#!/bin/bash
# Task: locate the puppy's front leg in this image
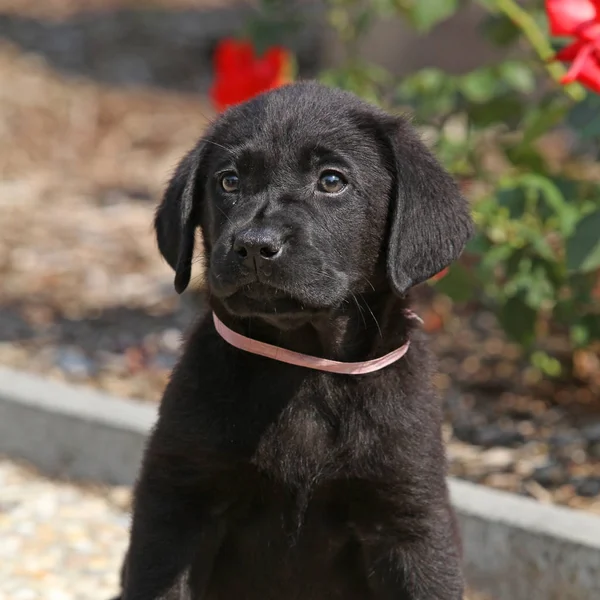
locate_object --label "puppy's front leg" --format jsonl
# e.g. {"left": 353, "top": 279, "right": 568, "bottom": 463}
{"left": 120, "top": 482, "right": 200, "bottom": 599}
{"left": 120, "top": 450, "right": 221, "bottom": 600}
{"left": 363, "top": 514, "right": 463, "bottom": 600}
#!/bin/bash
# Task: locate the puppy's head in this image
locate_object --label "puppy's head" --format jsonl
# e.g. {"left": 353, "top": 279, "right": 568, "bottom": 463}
{"left": 156, "top": 82, "right": 472, "bottom": 323}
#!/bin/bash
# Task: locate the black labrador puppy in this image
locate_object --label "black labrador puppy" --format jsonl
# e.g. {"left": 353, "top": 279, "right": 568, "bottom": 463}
{"left": 116, "top": 81, "right": 473, "bottom": 600}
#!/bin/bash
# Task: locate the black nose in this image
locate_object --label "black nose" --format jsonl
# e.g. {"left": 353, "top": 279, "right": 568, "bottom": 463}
{"left": 233, "top": 228, "right": 284, "bottom": 263}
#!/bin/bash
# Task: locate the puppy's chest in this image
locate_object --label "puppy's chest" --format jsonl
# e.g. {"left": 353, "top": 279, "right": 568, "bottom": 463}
{"left": 211, "top": 391, "right": 395, "bottom": 547}
{"left": 251, "top": 400, "right": 339, "bottom": 485}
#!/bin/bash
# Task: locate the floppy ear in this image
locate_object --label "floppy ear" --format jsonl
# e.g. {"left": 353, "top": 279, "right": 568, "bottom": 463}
{"left": 155, "top": 141, "right": 209, "bottom": 294}
{"left": 385, "top": 117, "right": 474, "bottom": 295}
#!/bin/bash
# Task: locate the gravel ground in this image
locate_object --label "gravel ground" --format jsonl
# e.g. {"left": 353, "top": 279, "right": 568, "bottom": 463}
{"left": 0, "top": 457, "right": 130, "bottom": 600}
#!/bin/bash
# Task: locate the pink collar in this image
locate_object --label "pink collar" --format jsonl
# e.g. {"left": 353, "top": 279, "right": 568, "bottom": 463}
{"left": 212, "top": 311, "right": 422, "bottom": 375}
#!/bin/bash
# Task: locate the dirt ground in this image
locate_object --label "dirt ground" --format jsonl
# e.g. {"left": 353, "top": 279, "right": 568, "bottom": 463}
{"left": 1, "top": 0, "right": 599, "bottom": 519}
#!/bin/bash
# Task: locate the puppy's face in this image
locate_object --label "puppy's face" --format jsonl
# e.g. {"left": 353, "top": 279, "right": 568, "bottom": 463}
{"left": 201, "top": 99, "right": 393, "bottom": 319}
{"left": 156, "top": 83, "right": 473, "bottom": 324}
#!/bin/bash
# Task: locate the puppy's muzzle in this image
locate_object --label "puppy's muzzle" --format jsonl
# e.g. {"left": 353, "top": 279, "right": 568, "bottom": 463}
{"left": 233, "top": 226, "right": 286, "bottom": 276}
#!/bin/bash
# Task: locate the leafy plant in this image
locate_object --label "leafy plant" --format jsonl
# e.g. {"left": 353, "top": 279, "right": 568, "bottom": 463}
{"left": 248, "top": 0, "right": 600, "bottom": 378}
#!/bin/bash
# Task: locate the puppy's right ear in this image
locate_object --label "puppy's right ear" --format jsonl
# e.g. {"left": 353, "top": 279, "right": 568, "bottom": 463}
{"left": 155, "top": 142, "right": 209, "bottom": 294}
{"left": 383, "top": 116, "right": 473, "bottom": 296}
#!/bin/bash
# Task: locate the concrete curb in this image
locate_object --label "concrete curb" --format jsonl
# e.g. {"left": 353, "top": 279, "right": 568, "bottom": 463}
{"left": 1, "top": 366, "right": 599, "bottom": 600}
{"left": 450, "top": 479, "right": 600, "bottom": 600}
{"left": 0, "top": 366, "right": 155, "bottom": 484}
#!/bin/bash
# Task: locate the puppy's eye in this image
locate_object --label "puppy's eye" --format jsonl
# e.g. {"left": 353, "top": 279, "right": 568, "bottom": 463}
{"left": 220, "top": 172, "right": 239, "bottom": 193}
{"left": 318, "top": 171, "right": 347, "bottom": 194}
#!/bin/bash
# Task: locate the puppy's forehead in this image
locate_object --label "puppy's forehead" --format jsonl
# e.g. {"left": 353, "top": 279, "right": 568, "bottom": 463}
{"left": 213, "top": 94, "right": 378, "bottom": 167}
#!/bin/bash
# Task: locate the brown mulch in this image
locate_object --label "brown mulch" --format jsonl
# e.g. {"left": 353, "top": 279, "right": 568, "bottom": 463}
{"left": 419, "top": 292, "right": 600, "bottom": 514}
{"left": 0, "top": 1, "right": 599, "bottom": 523}
{"left": 0, "top": 34, "right": 213, "bottom": 398}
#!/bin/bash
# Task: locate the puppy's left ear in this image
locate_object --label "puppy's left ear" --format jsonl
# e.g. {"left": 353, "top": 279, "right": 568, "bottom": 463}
{"left": 384, "top": 116, "right": 474, "bottom": 295}
{"left": 155, "top": 140, "right": 210, "bottom": 294}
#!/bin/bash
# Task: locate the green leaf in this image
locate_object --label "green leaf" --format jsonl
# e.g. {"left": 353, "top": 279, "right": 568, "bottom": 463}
{"left": 531, "top": 351, "right": 562, "bottom": 377}
{"left": 460, "top": 69, "right": 497, "bottom": 103}
{"left": 552, "top": 177, "right": 579, "bottom": 203}
{"left": 522, "top": 98, "right": 568, "bottom": 144}
{"left": 583, "top": 314, "right": 600, "bottom": 342}
{"left": 246, "top": 0, "right": 302, "bottom": 50}
{"left": 530, "top": 236, "right": 558, "bottom": 264}
{"left": 465, "top": 232, "right": 490, "bottom": 255}
{"left": 505, "top": 247, "right": 526, "bottom": 277}
{"left": 515, "top": 173, "right": 578, "bottom": 234}
{"left": 497, "top": 186, "right": 527, "bottom": 218}
{"left": 566, "top": 209, "right": 600, "bottom": 273}
{"left": 408, "top": 0, "right": 459, "bottom": 32}
{"left": 498, "top": 294, "right": 537, "bottom": 347}
{"left": 396, "top": 69, "right": 458, "bottom": 120}
{"left": 570, "top": 315, "right": 600, "bottom": 347}
{"left": 567, "top": 271, "right": 599, "bottom": 304}
{"left": 499, "top": 61, "right": 536, "bottom": 94}
{"left": 399, "top": 68, "right": 448, "bottom": 95}
{"left": 480, "top": 14, "right": 521, "bottom": 46}
{"left": 372, "top": 0, "right": 407, "bottom": 14}
{"left": 355, "top": 8, "right": 375, "bottom": 36}
{"left": 505, "top": 145, "right": 547, "bottom": 173}
{"left": 468, "top": 93, "right": 524, "bottom": 128}
{"left": 432, "top": 263, "right": 476, "bottom": 303}
{"left": 524, "top": 264, "right": 555, "bottom": 308}
{"left": 480, "top": 244, "right": 514, "bottom": 273}
{"left": 570, "top": 324, "right": 591, "bottom": 347}
{"left": 568, "top": 94, "right": 600, "bottom": 140}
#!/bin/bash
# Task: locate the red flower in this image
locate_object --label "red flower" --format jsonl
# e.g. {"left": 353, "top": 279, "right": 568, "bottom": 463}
{"left": 546, "top": 0, "right": 600, "bottom": 92}
{"left": 210, "top": 39, "right": 293, "bottom": 112}
{"left": 430, "top": 267, "right": 450, "bottom": 282}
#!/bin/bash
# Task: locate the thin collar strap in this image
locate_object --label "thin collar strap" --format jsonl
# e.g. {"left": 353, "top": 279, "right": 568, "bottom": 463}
{"left": 212, "top": 311, "right": 422, "bottom": 375}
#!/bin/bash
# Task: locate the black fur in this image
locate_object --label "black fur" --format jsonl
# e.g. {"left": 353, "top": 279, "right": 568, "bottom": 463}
{"left": 116, "top": 81, "right": 473, "bottom": 600}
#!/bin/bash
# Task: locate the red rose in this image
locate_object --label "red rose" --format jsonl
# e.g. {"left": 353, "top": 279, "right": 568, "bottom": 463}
{"left": 546, "top": 0, "right": 600, "bottom": 93}
{"left": 210, "top": 38, "right": 293, "bottom": 112}
{"left": 430, "top": 267, "right": 450, "bottom": 282}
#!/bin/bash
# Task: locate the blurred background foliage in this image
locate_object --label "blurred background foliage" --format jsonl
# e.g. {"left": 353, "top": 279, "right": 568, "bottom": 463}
{"left": 248, "top": 0, "right": 600, "bottom": 381}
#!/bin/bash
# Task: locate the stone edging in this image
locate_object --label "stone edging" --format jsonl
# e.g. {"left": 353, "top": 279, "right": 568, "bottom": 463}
{"left": 0, "top": 366, "right": 154, "bottom": 484}
{"left": 1, "top": 366, "right": 599, "bottom": 600}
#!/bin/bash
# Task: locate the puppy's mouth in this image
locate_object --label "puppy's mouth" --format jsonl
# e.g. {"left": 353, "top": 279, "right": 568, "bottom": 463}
{"left": 222, "top": 282, "right": 312, "bottom": 317}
